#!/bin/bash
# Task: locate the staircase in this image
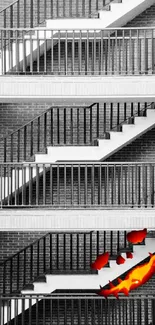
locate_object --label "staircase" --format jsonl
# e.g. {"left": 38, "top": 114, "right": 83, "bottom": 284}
{"left": 35, "top": 104, "right": 155, "bottom": 162}
{"left": 1, "top": 102, "right": 155, "bottom": 205}
{"left": 1, "top": 233, "right": 155, "bottom": 323}
{"left": 1, "top": 0, "right": 155, "bottom": 74}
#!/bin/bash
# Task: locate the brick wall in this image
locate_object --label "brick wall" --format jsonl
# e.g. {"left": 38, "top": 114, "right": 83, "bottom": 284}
{"left": 105, "top": 127, "right": 155, "bottom": 162}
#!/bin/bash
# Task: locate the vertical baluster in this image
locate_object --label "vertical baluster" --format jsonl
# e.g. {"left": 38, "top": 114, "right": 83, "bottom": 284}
{"left": 37, "top": 0, "right": 40, "bottom": 25}
{"left": 43, "top": 164, "right": 46, "bottom": 205}
{"left": 82, "top": 0, "right": 85, "bottom": 17}
{"left": 30, "top": 0, "right": 33, "bottom": 28}
{"left": 128, "top": 164, "right": 130, "bottom": 206}
{"left": 94, "top": 31, "right": 96, "bottom": 75}
{"left": 79, "top": 31, "right": 82, "bottom": 74}
{"left": 77, "top": 108, "right": 79, "bottom": 144}
{"left": 90, "top": 105, "right": 92, "bottom": 143}
{"left": 78, "top": 165, "right": 80, "bottom": 205}
{"left": 36, "top": 163, "right": 39, "bottom": 206}
{"left": 117, "top": 103, "right": 120, "bottom": 130}
{"left": 97, "top": 103, "right": 99, "bottom": 138}
{"left": 44, "top": 0, "right": 46, "bottom": 20}
{"left": 124, "top": 102, "right": 127, "bottom": 121}
{"left": 29, "top": 164, "right": 32, "bottom": 206}
{"left": 44, "top": 30, "right": 47, "bottom": 73}
{"left": 24, "top": 0, "right": 26, "bottom": 28}
{"left": 71, "top": 165, "right": 74, "bottom": 206}
{"left": 77, "top": 233, "right": 79, "bottom": 270}
{"left": 50, "top": 30, "right": 53, "bottom": 74}
{"left": 30, "top": 122, "right": 33, "bottom": 157}
{"left": 65, "top": 31, "right": 68, "bottom": 75}
{"left": 23, "top": 249, "right": 27, "bottom": 286}
{"left": 22, "top": 31, "right": 26, "bottom": 73}
{"left": 50, "top": 233, "right": 52, "bottom": 270}
{"left": 70, "top": 108, "right": 73, "bottom": 144}
{"left": 64, "top": 108, "right": 66, "bottom": 144}
{"left": 97, "top": 231, "right": 99, "bottom": 256}
{"left": 151, "top": 29, "right": 154, "bottom": 74}
{"left": 44, "top": 113, "right": 47, "bottom": 147}
{"left": 57, "top": 165, "right": 60, "bottom": 206}
{"left": 110, "top": 231, "right": 113, "bottom": 256}
{"left": 37, "top": 241, "right": 40, "bottom": 276}
{"left": 10, "top": 259, "right": 12, "bottom": 293}
{"left": 58, "top": 31, "right": 60, "bottom": 74}
{"left": 108, "top": 30, "right": 111, "bottom": 74}
{"left": 37, "top": 117, "right": 40, "bottom": 152}
{"left": 44, "top": 236, "right": 46, "bottom": 272}
{"left": 100, "top": 30, "right": 103, "bottom": 75}
{"left": 84, "top": 233, "right": 86, "bottom": 270}
{"left": 117, "top": 231, "right": 120, "bottom": 253}
{"left": 103, "top": 103, "right": 106, "bottom": 133}
{"left": 136, "top": 30, "right": 139, "bottom": 74}
{"left": 76, "top": 0, "right": 78, "bottom": 17}
{"left": 122, "top": 29, "right": 125, "bottom": 74}
{"left": 89, "top": 0, "right": 91, "bottom": 17}
{"left": 50, "top": 108, "right": 53, "bottom": 145}
{"left": 104, "top": 231, "right": 106, "bottom": 252}
{"left": 57, "top": 108, "right": 60, "bottom": 144}
{"left": 29, "top": 299, "right": 32, "bottom": 325}
{"left": 115, "top": 30, "right": 118, "bottom": 74}
{"left": 30, "top": 32, "right": 33, "bottom": 73}
{"left": 4, "top": 138, "right": 6, "bottom": 163}
{"left": 98, "top": 164, "right": 102, "bottom": 205}
{"left": 0, "top": 31, "right": 3, "bottom": 76}
{"left": 72, "top": 30, "right": 75, "bottom": 75}
{"left": 51, "top": 0, "right": 53, "bottom": 18}
{"left": 3, "top": 12, "right": 6, "bottom": 74}
{"left": 57, "top": 233, "right": 59, "bottom": 270}
{"left": 37, "top": 31, "right": 40, "bottom": 73}
{"left": 30, "top": 245, "right": 33, "bottom": 281}
{"left": 70, "top": 233, "right": 73, "bottom": 270}
{"left": 106, "top": 164, "right": 109, "bottom": 205}
{"left": 90, "top": 231, "right": 92, "bottom": 265}
{"left": 120, "top": 164, "right": 123, "bottom": 206}
{"left": 85, "top": 165, "right": 87, "bottom": 206}
{"left": 84, "top": 108, "right": 86, "bottom": 144}
{"left": 91, "top": 165, "right": 94, "bottom": 205}
{"left": 64, "top": 164, "right": 66, "bottom": 206}
{"left": 110, "top": 103, "right": 113, "bottom": 130}
{"left": 50, "top": 165, "right": 53, "bottom": 205}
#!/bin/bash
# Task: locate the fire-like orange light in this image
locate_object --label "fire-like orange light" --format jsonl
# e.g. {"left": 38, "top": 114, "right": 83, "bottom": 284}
{"left": 98, "top": 253, "right": 155, "bottom": 299}
{"left": 127, "top": 228, "right": 147, "bottom": 244}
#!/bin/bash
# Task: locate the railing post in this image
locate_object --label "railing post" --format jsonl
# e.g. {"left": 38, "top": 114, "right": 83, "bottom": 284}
{"left": 30, "top": 0, "right": 33, "bottom": 28}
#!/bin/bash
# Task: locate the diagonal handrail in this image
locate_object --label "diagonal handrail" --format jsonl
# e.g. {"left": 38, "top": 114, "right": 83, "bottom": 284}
{"left": 0, "top": 0, "right": 18, "bottom": 14}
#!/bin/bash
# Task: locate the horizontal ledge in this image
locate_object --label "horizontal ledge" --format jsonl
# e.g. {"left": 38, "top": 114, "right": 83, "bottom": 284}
{"left": 0, "top": 209, "right": 155, "bottom": 230}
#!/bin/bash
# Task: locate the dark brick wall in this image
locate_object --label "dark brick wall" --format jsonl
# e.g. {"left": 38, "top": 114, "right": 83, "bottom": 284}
{"left": 105, "top": 127, "right": 155, "bottom": 162}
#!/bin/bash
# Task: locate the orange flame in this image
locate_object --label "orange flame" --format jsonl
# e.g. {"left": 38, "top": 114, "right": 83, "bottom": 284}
{"left": 98, "top": 253, "right": 155, "bottom": 299}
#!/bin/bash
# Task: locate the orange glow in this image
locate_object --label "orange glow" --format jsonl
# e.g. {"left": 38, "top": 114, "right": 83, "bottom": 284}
{"left": 98, "top": 253, "right": 155, "bottom": 299}
{"left": 91, "top": 252, "right": 109, "bottom": 270}
{"left": 127, "top": 228, "right": 147, "bottom": 244}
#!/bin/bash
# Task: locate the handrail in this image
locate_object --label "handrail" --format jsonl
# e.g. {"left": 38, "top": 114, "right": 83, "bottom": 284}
{"left": 1, "top": 161, "right": 155, "bottom": 165}
{"left": 1, "top": 26, "right": 155, "bottom": 30}
{"left": 111, "top": 102, "right": 154, "bottom": 131}
{"left": 0, "top": 230, "right": 91, "bottom": 266}
{"left": 0, "top": 0, "right": 18, "bottom": 14}
{"left": 3, "top": 104, "right": 95, "bottom": 140}
{"left": 0, "top": 293, "right": 155, "bottom": 299}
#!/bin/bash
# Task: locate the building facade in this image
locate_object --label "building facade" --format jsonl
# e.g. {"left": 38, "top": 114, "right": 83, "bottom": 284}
{"left": 0, "top": 0, "right": 155, "bottom": 324}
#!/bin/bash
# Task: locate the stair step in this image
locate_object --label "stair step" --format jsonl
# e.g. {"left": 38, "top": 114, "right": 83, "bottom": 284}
{"left": 22, "top": 283, "right": 34, "bottom": 291}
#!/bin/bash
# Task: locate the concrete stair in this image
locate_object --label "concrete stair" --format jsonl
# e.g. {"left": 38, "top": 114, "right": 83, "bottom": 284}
{"left": 2, "top": 237, "right": 155, "bottom": 322}
{"left": 35, "top": 108, "right": 155, "bottom": 163}
{"left": 0, "top": 0, "right": 154, "bottom": 74}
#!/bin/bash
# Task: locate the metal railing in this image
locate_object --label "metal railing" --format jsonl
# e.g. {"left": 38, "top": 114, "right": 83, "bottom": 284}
{"left": 0, "top": 0, "right": 113, "bottom": 30}
{"left": 1, "top": 27, "right": 155, "bottom": 75}
{"left": 0, "top": 294, "right": 155, "bottom": 325}
{"left": 0, "top": 162, "right": 155, "bottom": 208}
{"left": 3, "top": 102, "right": 153, "bottom": 163}
{"left": 0, "top": 231, "right": 128, "bottom": 294}
{"left": 3, "top": 103, "right": 98, "bottom": 163}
